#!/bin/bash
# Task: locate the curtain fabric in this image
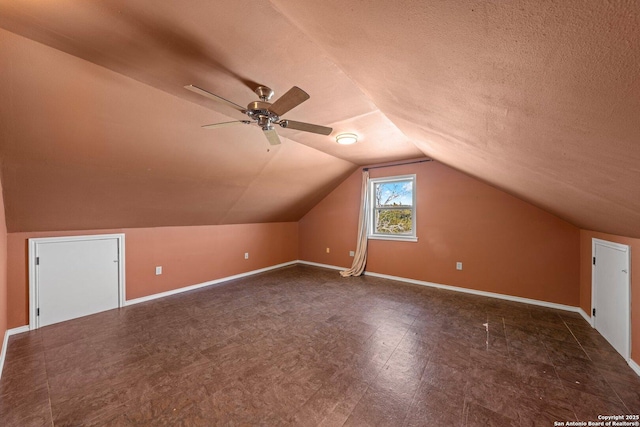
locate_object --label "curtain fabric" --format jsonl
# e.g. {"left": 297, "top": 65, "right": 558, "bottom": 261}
{"left": 341, "top": 170, "right": 370, "bottom": 277}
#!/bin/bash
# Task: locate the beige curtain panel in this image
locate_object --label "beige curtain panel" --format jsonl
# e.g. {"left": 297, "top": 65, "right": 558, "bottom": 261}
{"left": 341, "top": 170, "right": 370, "bottom": 277}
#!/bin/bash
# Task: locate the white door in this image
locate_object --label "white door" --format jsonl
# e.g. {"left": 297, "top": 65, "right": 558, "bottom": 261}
{"left": 36, "top": 237, "right": 120, "bottom": 327}
{"left": 593, "top": 239, "right": 630, "bottom": 360}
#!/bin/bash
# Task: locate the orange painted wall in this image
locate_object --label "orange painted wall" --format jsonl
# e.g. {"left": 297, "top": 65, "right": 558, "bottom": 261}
{"left": 7, "top": 222, "right": 298, "bottom": 328}
{"left": 300, "top": 161, "right": 581, "bottom": 306}
{"left": 0, "top": 175, "right": 8, "bottom": 357}
{"left": 579, "top": 230, "right": 639, "bottom": 365}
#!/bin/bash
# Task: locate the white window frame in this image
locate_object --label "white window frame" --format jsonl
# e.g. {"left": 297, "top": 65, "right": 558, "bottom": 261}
{"left": 368, "top": 174, "right": 417, "bottom": 242}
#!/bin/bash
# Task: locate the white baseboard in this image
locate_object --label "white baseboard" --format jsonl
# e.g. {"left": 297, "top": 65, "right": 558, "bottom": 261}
{"left": 301, "top": 262, "right": 640, "bottom": 377}
{"left": 3, "top": 260, "right": 636, "bottom": 379}
{"left": 297, "top": 260, "right": 347, "bottom": 271}
{"left": 125, "top": 261, "right": 298, "bottom": 306}
{"left": 362, "top": 270, "right": 582, "bottom": 314}
{"left": 8, "top": 326, "right": 30, "bottom": 335}
{"left": 577, "top": 308, "right": 592, "bottom": 325}
{"left": 298, "top": 260, "right": 584, "bottom": 315}
{"left": 0, "top": 326, "right": 31, "bottom": 380}
{"left": 122, "top": 259, "right": 609, "bottom": 326}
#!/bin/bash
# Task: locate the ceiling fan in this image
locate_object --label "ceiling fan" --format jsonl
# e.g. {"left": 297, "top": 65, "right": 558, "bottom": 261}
{"left": 184, "top": 84, "right": 333, "bottom": 146}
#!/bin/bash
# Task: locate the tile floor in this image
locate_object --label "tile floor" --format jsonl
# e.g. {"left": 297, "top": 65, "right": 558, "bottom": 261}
{"left": 0, "top": 265, "right": 638, "bottom": 426}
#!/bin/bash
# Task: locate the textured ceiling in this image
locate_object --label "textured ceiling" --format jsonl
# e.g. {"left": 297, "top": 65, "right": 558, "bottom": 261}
{"left": 0, "top": 0, "right": 639, "bottom": 237}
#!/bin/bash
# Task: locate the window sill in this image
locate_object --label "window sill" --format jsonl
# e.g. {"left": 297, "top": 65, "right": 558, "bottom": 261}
{"left": 368, "top": 235, "right": 418, "bottom": 243}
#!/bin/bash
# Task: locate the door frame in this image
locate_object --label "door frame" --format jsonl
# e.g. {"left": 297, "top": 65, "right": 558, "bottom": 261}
{"left": 591, "top": 237, "right": 631, "bottom": 360}
{"left": 28, "top": 234, "right": 126, "bottom": 330}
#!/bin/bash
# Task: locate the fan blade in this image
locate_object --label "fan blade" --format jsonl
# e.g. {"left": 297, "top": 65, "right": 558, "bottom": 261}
{"left": 268, "top": 86, "right": 309, "bottom": 117}
{"left": 280, "top": 120, "right": 332, "bottom": 135}
{"left": 184, "top": 85, "right": 246, "bottom": 113}
{"left": 202, "top": 120, "right": 251, "bottom": 129}
{"left": 263, "top": 128, "right": 281, "bottom": 146}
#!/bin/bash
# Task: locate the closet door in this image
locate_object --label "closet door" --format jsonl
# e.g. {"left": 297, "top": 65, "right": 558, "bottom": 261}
{"left": 36, "top": 237, "right": 120, "bottom": 327}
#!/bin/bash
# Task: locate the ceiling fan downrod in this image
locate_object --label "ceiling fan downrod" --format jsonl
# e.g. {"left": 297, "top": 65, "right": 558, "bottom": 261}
{"left": 254, "top": 86, "right": 274, "bottom": 102}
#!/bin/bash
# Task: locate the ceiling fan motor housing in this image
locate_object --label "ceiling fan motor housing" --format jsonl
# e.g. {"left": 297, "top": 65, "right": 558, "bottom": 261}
{"left": 247, "top": 100, "right": 279, "bottom": 130}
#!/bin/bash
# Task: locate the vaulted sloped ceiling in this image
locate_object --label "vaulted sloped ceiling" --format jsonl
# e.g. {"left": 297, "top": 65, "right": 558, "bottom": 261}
{"left": 0, "top": 1, "right": 638, "bottom": 237}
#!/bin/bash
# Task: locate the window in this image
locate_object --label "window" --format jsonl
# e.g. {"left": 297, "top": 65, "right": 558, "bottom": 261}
{"left": 368, "top": 174, "right": 417, "bottom": 242}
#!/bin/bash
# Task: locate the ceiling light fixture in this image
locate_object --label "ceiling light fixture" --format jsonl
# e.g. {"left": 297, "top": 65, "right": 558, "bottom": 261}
{"left": 336, "top": 133, "right": 358, "bottom": 145}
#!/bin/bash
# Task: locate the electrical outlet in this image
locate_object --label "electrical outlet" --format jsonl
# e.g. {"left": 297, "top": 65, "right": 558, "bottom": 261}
{"left": 349, "top": 251, "right": 355, "bottom": 257}
{"left": 456, "top": 262, "right": 463, "bottom": 271}
{"left": 326, "top": 247, "right": 330, "bottom": 253}
{"left": 155, "top": 266, "right": 162, "bottom": 275}
{"left": 244, "top": 252, "right": 249, "bottom": 260}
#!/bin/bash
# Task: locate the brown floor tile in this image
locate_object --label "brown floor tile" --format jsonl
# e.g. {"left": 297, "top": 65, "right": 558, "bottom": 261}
{"left": 516, "top": 376, "right": 578, "bottom": 421}
{"left": 568, "top": 388, "right": 631, "bottom": 421}
{"left": 537, "top": 325, "right": 580, "bottom": 345}
{"left": 343, "top": 382, "right": 414, "bottom": 427}
{"left": 290, "top": 372, "right": 357, "bottom": 425}
{"left": 0, "top": 265, "right": 638, "bottom": 426}
{"left": 598, "top": 368, "right": 640, "bottom": 413}
{"left": 403, "top": 384, "right": 464, "bottom": 426}
{"left": 5, "top": 332, "right": 44, "bottom": 362}
{"left": 511, "top": 358, "right": 558, "bottom": 383}
{"left": 430, "top": 336, "right": 472, "bottom": 370}
{"left": 0, "top": 384, "right": 52, "bottom": 427}
{"left": 555, "top": 363, "right": 622, "bottom": 403}
{"left": 560, "top": 311, "right": 589, "bottom": 326}
{"left": 421, "top": 360, "right": 469, "bottom": 399}
{"left": 463, "top": 401, "right": 519, "bottom": 427}
{"left": 583, "top": 343, "right": 631, "bottom": 373}
{"left": 543, "top": 338, "right": 590, "bottom": 366}
{"left": 317, "top": 380, "right": 369, "bottom": 427}
{"left": 569, "top": 325, "right": 613, "bottom": 349}
{"left": 464, "top": 380, "right": 529, "bottom": 422}
{"left": 0, "top": 353, "right": 48, "bottom": 394}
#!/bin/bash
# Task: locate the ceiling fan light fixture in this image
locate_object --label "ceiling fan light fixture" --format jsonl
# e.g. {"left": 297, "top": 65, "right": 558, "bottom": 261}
{"left": 336, "top": 133, "right": 358, "bottom": 145}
